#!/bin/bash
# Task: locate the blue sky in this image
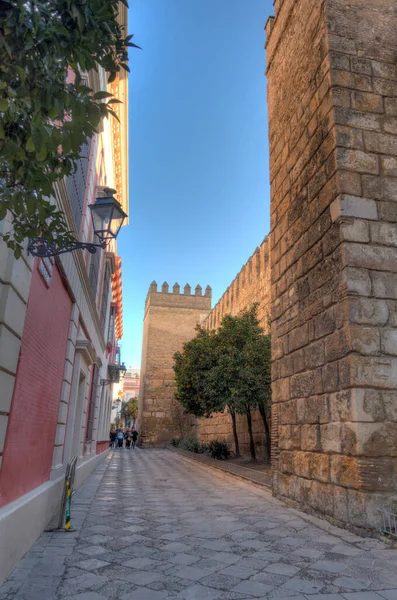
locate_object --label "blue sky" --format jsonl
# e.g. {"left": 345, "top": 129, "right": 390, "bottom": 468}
{"left": 118, "top": 0, "right": 274, "bottom": 369}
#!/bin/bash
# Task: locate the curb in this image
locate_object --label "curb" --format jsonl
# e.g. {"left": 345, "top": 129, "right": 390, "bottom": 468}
{"left": 167, "top": 446, "right": 272, "bottom": 489}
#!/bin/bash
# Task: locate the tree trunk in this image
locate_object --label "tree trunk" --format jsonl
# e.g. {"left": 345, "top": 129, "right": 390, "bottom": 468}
{"left": 246, "top": 405, "right": 256, "bottom": 461}
{"left": 258, "top": 402, "right": 271, "bottom": 463}
{"left": 230, "top": 409, "right": 240, "bottom": 457}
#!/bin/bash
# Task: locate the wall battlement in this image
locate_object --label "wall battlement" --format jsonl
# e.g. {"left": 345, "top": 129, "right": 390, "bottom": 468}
{"left": 144, "top": 281, "right": 212, "bottom": 316}
{"left": 204, "top": 236, "right": 270, "bottom": 332}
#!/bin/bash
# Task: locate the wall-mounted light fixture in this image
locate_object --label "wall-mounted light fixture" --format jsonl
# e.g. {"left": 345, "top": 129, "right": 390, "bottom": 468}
{"left": 28, "top": 188, "right": 127, "bottom": 258}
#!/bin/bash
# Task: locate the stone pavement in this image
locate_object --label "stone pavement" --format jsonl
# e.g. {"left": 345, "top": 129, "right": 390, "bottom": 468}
{"left": 1, "top": 449, "right": 397, "bottom": 600}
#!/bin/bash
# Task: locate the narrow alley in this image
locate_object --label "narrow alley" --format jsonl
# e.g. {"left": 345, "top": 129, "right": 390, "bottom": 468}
{"left": 1, "top": 450, "right": 397, "bottom": 600}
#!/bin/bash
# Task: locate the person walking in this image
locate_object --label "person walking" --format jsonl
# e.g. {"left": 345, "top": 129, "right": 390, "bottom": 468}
{"left": 109, "top": 429, "right": 116, "bottom": 449}
{"left": 131, "top": 429, "right": 138, "bottom": 449}
{"left": 125, "top": 430, "right": 132, "bottom": 449}
{"left": 116, "top": 429, "right": 124, "bottom": 449}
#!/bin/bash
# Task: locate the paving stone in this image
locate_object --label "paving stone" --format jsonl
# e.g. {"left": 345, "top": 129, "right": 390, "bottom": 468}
{"left": 169, "top": 553, "right": 201, "bottom": 566}
{"left": 343, "top": 593, "right": 386, "bottom": 599}
{"left": 233, "top": 579, "right": 273, "bottom": 596}
{"left": 173, "top": 565, "right": 214, "bottom": 581}
{"left": 264, "top": 562, "right": 301, "bottom": 576}
{"left": 2, "top": 450, "right": 397, "bottom": 600}
{"left": 311, "top": 560, "right": 347, "bottom": 574}
{"left": 121, "top": 587, "right": 168, "bottom": 600}
{"left": 281, "top": 576, "right": 324, "bottom": 594}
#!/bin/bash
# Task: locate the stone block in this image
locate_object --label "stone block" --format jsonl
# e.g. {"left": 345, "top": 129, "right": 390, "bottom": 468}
{"left": 307, "top": 479, "right": 334, "bottom": 516}
{"left": 339, "top": 171, "right": 362, "bottom": 196}
{"left": 279, "top": 400, "right": 297, "bottom": 425}
{"left": 340, "top": 220, "right": 370, "bottom": 243}
{"left": 0, "top": 370, "right": 15, "bottom": 413}
{"left": 293, "top": 451, "right": 311, "bottom": 478}
{"left": 301, "top": 424, "right": 321, "bottom": 451}
{"left": 320, "top": 423, "right": 342, "bottom": 453}
{"left": 0, "top": 284, "right": 26, "bottom": 338}
{"left": 273, "top": 377, "right": 290, "bottom": 402}
{"left": 330, "top": 455, "right": 360, "bottom": 489}
{"left": 372, "top": 271, "right": 397, "bottom": 299}
{"left": 291, "top": 371, "right": 316, "bottom": 399}
{"left": 370, "top": 222, "right": 397, "bottom": 247}
{"left": 350, "top": 388, "right": 384, "bottom": 422}
{"left": 379, "top": 201, "right": 397, "bottom": 222}
{"left": 279, "top": 451, "right": 293, "bottom": 474}
{"left": 383, "top": 116, "right": 397, "bottom": 135}
{"left": 334, "top": 107, "right": 381, "bottom": 131}
{"left": 302, "top": 339, "right": 325, "bottom": 369}
{"left": 364, "top": 131, "right": 397, "bottom": 155}
{"left": 349, "top": 297, "right": 389, "bottom": 326}
{"left": 344, "top": 266, "right": 372, "bottom": 296}
{"left": 381, "top": 328, "right": 397, "bottom": 355}
{"left": 325, "top": 327, "right": 351, "bottom": 362}
{"left": 322, "top": 362, "right": 339, "bottom": 392}
{"left": 352, "top": 91, "right": 383, "bottom": 113}
{"left": 310, "top": 453, "right": 330, "bottom": 482}
{"left": 351, "top": 57, "right": 372, "bottom": 75}
{"left": 291, "top": 425, "right": 301, "bottom": 449}
{"left": 336, "top": 148, "right": 378, "bottom": 174}
{"left": 297, "top": 396, "right": 329, "bottom": 424}
{"left": 383, "top": 390, "right": 397, "bottom": 421}
{"left": 329, "top": 390, "right": 351, "bottom": 422}
{"left": 372, "top": 60, "right": 396, "bottom": 80}
{"left": 330, "top": 195, "right": 378, "bottom": 222}
{"left": 333, "top": 485, "right": 349, "bottom": 522}
{"left": 315, "top": 309, "right": 336, "bottom": 338}
{"left": 350, "top": 325, "right": 380, "bottom": 355}
{"left": 382, "top": 156, "right": 397, "bottom": 175}
{"left": 362, "top": 174, "right": 382, "bottom": 199}
{"left": 345, "top": 244, "right": 397, "bottom": 274}
{"left": 383, "top": 176, "right": 397, "bottom": 201}
{"left": 355, "top": 422, "right": 397, "bottom": 457}
{"left": 279, "top": 425, "right": 293, "bottom": 450}
{"left": 288, "top": 323, "right": 308, "bottom": 352}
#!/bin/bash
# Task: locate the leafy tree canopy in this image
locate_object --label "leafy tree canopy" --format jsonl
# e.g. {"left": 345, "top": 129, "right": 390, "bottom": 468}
{"left": 174, "top": 306, "right": 272, "bottom": 419}
{"left": 0, "top": 0, "right": 138, "bottom": 257}
{"left": 174, "top": 327, "right": 225, "bottom": 418}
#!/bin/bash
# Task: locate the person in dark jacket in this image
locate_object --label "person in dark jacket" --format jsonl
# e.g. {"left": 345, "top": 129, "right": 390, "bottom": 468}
{"left": 131, "top": 429, "right": 138, "bottom": 449}
{"left": 109, "top": 429, "right": 116, "bottom": 448}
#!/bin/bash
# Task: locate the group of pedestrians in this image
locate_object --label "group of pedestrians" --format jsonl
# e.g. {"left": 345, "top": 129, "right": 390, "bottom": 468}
{"left": 110, "top": 428, "right": 138, "bottom": 449}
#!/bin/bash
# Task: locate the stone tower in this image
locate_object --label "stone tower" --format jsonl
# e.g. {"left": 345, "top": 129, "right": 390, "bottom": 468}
{"left": 266, "top": 0, "right": 397, "bottom": 529}
{"left": 138, "top": 281, "right": 212, "bottom": 445}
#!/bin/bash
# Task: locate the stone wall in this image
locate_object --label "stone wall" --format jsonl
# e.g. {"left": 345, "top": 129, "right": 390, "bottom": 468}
{"left": 138, "top": 282, "right": 212, "bottom": 445}
{"left": 266, "top": 0, "right": 397, "bottom": 530}
{"left": 199, "top": 237, "right": 271, "bottom": 457}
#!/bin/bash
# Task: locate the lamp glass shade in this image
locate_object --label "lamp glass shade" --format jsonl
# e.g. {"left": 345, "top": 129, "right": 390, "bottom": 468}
{"left": 89, "top": 192, "right": 127, "bottom": 243}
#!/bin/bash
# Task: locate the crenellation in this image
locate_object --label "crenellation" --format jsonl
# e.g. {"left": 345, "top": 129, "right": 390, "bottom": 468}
{"left": 173, "top": 282, "right": 180, "bottom": 294}
{"left": 161, "top": 281, "right": 169, "bottom": 293}
{"left": 195, "top": 284, "right": 202, "bottom": 296}
{"left": 184, "top": 283, "right": 191, "bottom": 295}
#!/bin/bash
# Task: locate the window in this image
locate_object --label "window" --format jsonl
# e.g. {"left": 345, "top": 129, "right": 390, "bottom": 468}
{"left": 65, "top": 139, "right": 92, "bottom": 232}
{"left": 86, "top": 365, "right": 98, "bottom": 442}
{"left": 100, "top": 263, "right": 111, "bottom": 333}
{"left": 88, "top": 235, "right": 101, "bottom": 298}
{"left": 107, "top": 304, "right": 116, "bottom": 344}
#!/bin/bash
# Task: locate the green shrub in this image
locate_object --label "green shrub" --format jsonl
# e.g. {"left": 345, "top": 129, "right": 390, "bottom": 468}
{"left": 179, "top": 436, "right": 202, "bottom": 453}
{"left": 170, "top": 438, "right": 181, "bottom": 447}
{"left": 206, "top": 440, "right": 230, "bottom": 460}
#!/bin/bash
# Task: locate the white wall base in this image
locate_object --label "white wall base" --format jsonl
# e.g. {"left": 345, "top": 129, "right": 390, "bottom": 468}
{"left": 0, "top": 449, "right": 109, "bottom": 585}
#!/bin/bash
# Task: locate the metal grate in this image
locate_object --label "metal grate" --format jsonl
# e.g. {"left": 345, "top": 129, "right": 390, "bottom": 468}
{"left": 379, "top": 509, "right": 397, "bottom": 538}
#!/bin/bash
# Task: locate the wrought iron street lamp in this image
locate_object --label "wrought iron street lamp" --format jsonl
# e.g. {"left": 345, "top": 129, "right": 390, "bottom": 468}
{"left": 28, "top": 188, "right": 127, "bottom": 258}
{"left": 100, "top": 362, "right": 127, "bottom": 386}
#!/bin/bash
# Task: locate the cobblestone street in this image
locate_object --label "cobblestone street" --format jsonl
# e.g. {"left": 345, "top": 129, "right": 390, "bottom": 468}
{"left": 1, "top": 449, "right": 397, "bottom": 600}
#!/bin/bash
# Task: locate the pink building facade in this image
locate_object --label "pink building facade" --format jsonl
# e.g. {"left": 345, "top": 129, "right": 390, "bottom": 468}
{"left": 0, "top": 4, "right": 129, "bottom": 582}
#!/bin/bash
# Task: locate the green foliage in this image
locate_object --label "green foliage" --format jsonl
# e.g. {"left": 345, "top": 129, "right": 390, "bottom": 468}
{"left": 206, "top": 440, "right": 230, "bottom": 460}
{"left": 0, "top": 0, "right": 139, "bottom": 256}
{"left": 174, "top": 327, "right": 225, "bottom": 418}
{"left": 179, "top": 436, "right": 202, "bottom": 453}
{"left": 120, "top": 398, "right": 138, "bottom": 424}
{"left": 173, "top": 305, "right": 272, "bottom": 459}
{"left": 170, "top": 437, "right": 180, "bottom": 447}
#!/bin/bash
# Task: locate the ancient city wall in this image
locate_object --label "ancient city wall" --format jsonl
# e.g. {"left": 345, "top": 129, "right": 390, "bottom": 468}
{"left": 267, "top": 0, "right": 397, "bottom": 530}
{"left": 199, "top": 237, "right": 272, "bottom": 456}
{"left": 138, "top": 282, "right": 212, "bottom": 445}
